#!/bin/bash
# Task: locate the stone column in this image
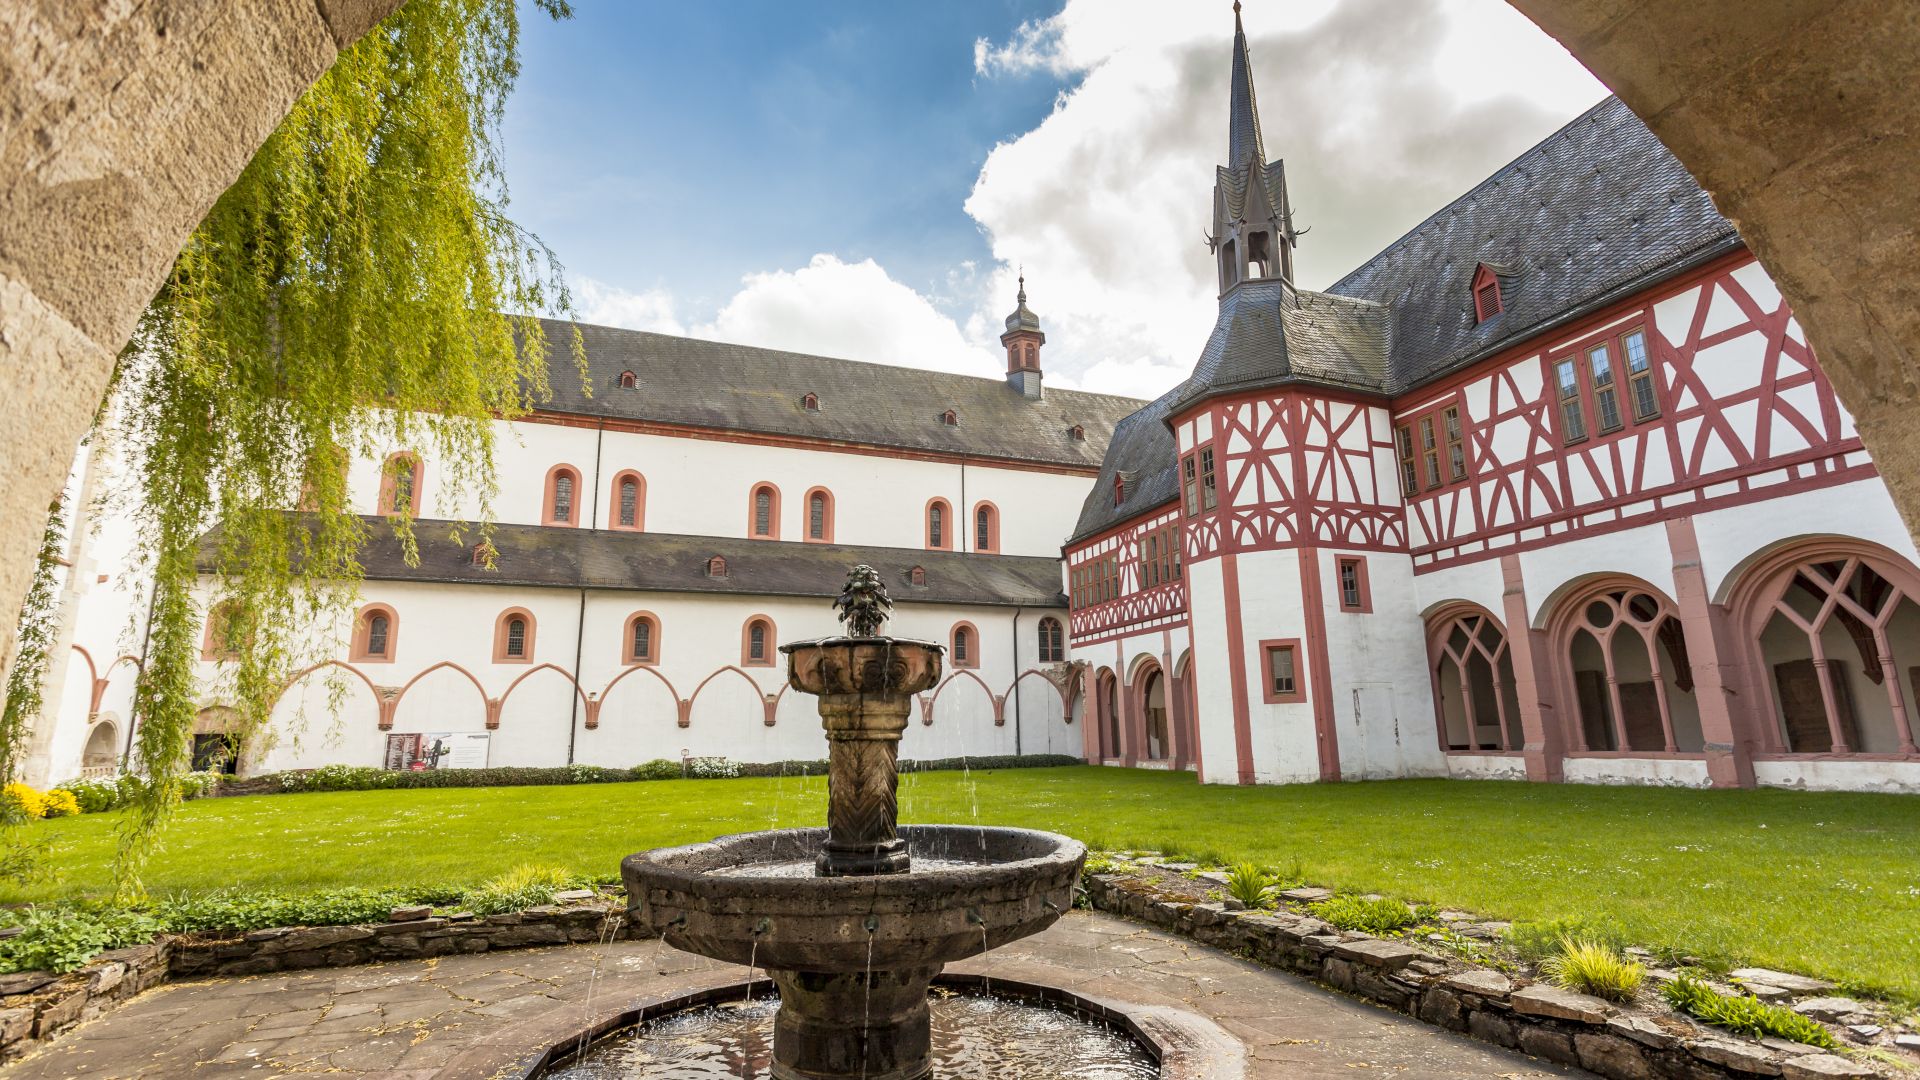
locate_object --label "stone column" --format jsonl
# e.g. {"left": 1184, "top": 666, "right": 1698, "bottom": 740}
{"left": 1666, "top": 517, "right": 1756, "bottom": 787}
{"left": 1500, "top": 555, "right": 1565, "bottom": 782}
{"left": 816, "top": 692, "right": 911, "bottom": 876}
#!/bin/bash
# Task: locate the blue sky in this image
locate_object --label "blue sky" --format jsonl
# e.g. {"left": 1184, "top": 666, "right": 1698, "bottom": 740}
{"left": 500, "top": 1, "right": 1606, "bottom": 400}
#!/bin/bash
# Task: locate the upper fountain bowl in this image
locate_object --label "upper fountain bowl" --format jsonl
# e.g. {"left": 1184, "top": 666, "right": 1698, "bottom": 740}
{"left": 780, "top": 637, "right": 943, "bottom": 698}
{"left": 623, "top": 825, "right": 1084, "bottom": 973}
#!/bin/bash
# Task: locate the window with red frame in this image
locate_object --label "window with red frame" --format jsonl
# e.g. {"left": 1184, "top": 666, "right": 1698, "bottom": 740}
{"left": 1472, "top": 265, "right": 1502, "bottom": 323}
{"left": 1397, "top": 400, "right": 1470, "bottom": 494}
{"left": 1395, "top": 425, "right": 1418, "bottom": 496}
{"left": 1180, "top": 447, "right": 1217, "bottom": 514}
{"left": 1141, "top": 524, "right": 1181, "bottom": 588}
{"left": 1419, "top": 416, "right": 1440, "bottom": 488}
{"left": 1443, "top": 407, "right": 1465, "bottom": 481}
{"left": 1552, "top": 325, "right": 1661, "bottom": 445}
{"left": 1037, "top": 617, "right": 1065, "bottom": 662}
{"left": 1336, "top": 556, "right": 1371, "bottom": 613}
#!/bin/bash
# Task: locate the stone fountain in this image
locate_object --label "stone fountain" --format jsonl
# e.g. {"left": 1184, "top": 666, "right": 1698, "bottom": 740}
{"left": 621, "top": 565, "right": 1085, "bottom": 1080}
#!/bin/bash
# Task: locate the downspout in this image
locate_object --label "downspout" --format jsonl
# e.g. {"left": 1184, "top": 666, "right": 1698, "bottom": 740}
{"left": 565, "top": 421, "right": 606, "bottom": 766}
{"left": 1010, "top": 605, "right": 1023, "bottom": 756}
{"left": 958, "top": 461, "right": 968, "bottom": 553}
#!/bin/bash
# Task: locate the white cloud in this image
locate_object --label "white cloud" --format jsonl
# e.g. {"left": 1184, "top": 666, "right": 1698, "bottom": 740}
{"left": 963, "top": 0, "right": 1607, "bottom": 400}
{"left": 574, "top": 277, "right": 686, "bottom": 336}
{"left": 695, "top": 255, "right": 1001, "bottom": 379}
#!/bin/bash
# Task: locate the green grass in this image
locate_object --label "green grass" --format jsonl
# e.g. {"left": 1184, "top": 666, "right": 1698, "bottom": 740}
{"left": 10, "top": 768, "right": 1919, "bottom": 1000}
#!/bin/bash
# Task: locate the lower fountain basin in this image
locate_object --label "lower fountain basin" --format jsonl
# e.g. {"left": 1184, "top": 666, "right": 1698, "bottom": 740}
{"left": 622, "top": 824, "right": 1084, "bottom": 973}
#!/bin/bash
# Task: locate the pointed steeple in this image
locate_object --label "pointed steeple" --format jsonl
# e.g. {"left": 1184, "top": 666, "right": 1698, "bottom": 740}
{"left": 1227, "top": 1, "right": 1265, "bottom": 170}
{"left": 1000, "top": 268, "right": 1047, "bottom": 399}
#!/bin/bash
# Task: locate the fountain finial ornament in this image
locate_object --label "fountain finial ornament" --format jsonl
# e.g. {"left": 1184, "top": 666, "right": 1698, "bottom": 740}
{"left": 835, "top": 563, "right": 892, "bottom": 638}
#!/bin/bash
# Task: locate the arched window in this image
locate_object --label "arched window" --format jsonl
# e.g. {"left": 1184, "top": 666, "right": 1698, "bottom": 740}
{"left": 378, "top": 453, "right": 423, "bottom": 517}
{"left": 493, "top": 608, "right": 536, "bottom": 663}
{"left": 973, "top": 502, "right": 999, "bottom": 553}
{"left": 1068, "top": 424, "right": 1085, "bottom": 442}
{"left": 351, "top": 603, "right": 399, "bottom": 663}
{"left": 610, "top": 471, "right": 645, "bottom": 531}
{"left": 925, "top": 498, "right": 951, "bottom": 550}
{"left": 625, "top": 612, "right": 659, "bottom": 665}
{"left": 543, "top": 465, "right": 582, "bottom": 526}
{"left": 707, "top": 555, "right": 728, "bottom": 578}
{"left": 1038, "top": 617, "right": 1065, "bottom": 663}
{"left": 801, "top": 392, "right": 820, "bottom": 411}
{"left": 618, "top": 370, "right": 638, "bottom": 389}
{"left": 1246, "top": 230, "right": 1273, "bottom": 279}
{"left": 950, "top": 622, "right": 978, "bottom": 668}
{"left": 940, "top": 409, "right": 958, "bottom": 427}
{"left": 1428, "top": 608, "right": 1521, "bottom": 751}
{"left": 1024, "top": 342, "right": 1036, "bottom": 367}
{"left": 1554, "top": 584, "right": 1699, "bottom": 754}
{"left": 1744, "top": 552, "right": 1920, "bottom": 755}
{"left": 200, "top": 601, "right": 244, "bottom": 661}
{"left": 804, "top": 487, "right": 834, "bottom": 543}
{"left": 749, "top": 483, "right": 781, "bottom": 539}
{"left": 742, "top": 616, "right": 776, "bottom": 666}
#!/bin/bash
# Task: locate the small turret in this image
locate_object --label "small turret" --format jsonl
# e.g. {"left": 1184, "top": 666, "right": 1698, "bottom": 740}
{"left": 1000, "top": 271, "right": 1046, "bottom": 399}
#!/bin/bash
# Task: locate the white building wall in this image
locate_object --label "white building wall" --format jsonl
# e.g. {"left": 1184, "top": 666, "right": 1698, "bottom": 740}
{"left": 1319, "top": 551, "right": 1447, "bottom": 781}
{"left": 1230, "top": 548, "right": 1319, "bottom": 785}
{"left": 1181, "top": 557, "right": 1239, "bottom": 784}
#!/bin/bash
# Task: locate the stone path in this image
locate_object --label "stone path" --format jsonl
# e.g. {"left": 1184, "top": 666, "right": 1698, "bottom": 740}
{"left": 4, "top": 911, "right": 1586, "bottom": 1078}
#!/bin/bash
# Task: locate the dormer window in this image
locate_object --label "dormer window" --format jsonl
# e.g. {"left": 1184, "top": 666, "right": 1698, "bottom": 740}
{"left": 707, "top": 555, "right": 727, "bottom": 578}
{"left": 1112, "top": 474, "right": 1126, "bottom": 507}
{"left": 1068, "top": 424, "right": 1085, "bottom": 442}
{"left": 618, "top": 370, "right": 638, "bottom": 390}
{"left": 801, "top": 392, "right": 820, "bottom": 412}
{"left": 940, "top": 409, "right": 958, "bottom": 427}
{"left": 908, "top": 566, "right": 926, "bottom": 587}
{"left": 1472, "top": 265, "right": 1503, "bottom": 323}
{"left": 471, "top": 542, "right": 495, "bottom": 568}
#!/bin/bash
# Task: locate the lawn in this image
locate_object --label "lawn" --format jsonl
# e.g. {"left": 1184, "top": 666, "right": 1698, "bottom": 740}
{"left": 13, "top": 767, "right": 1920, "bottom": 1000}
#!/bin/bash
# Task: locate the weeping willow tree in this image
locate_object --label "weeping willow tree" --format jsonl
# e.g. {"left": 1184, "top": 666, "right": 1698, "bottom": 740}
{"left": 105, "top": 0, "right": 583, "bottom": 892}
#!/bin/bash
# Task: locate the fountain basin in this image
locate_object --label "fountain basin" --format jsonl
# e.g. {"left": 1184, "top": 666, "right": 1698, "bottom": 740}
{"left": 781, "top": 636, "right": 944, "bottom": 698}
{"left": 623, "top": 824, "right": 1084, "bottom": 973}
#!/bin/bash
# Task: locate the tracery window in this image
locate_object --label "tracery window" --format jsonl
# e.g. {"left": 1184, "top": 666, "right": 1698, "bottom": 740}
{"left": 1038, "top": 617, "right": 1065, "bottom": 663}
{"left": 1562, "top": 586, "right": 1700, "bottom": 753}
{"left": 1753, "top": 556, "right": 1920, "bottom": 755}
{"left": 1429, "top": 610, "right": 1521, "bottom": 751}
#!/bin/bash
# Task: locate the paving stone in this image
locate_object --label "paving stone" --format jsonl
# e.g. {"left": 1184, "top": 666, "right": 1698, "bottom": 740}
{"left": 1511, "top": 984, "right": 1615, "bottom": 1024}
{"left": 1729, "top": 968, "right": 1835, "bottom": 995}
{"left": 1844, "top": 1023, "right": 1881, "bottom": 1041}
{"left": 1741, "top": 982, "right": 1792, "bottom": 1001}
{"left": 1894, "top": 1032, "right": 1920, "bottom": 1050}
{"left": 1792, "top": 996, "right": 1868, "bottom": 1023}
{"left": 1780, "top": 1055, "right": 1875, "bottom": 1079}
{"left": 1690, "top": 1036, "right": 1784, "bottom": 1074}
{"left": 1759, "top": 1037, "right": 1828, "bottom": 1056}
{"left": 1279, "top": 887, "right": 1332, "bottom": 902}
{"left": 0, "top": 971, "right": 55, "bottom": 996}
{"left": 1329, "top": 938, "right": 1420, "bottom": 970}
{"left": 388, "top": 905, "right": 432, "bottom": 922}
{"left": 1607, "top": 1013, "right": 1680, "bottom": 1050}
{"left": 553, "top": 889, "right": 596, "bottom": 902}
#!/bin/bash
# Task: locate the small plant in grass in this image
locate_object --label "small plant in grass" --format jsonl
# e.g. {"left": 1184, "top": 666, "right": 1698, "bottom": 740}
{"left": 1662, "top": 972, "right": 1838, "bottom": 1049}
{"left": 631, "top": 759, "right": 684, "bottom": 781}
{"left": 1225, "top": 862, "right": 1272, "bottom": 908}
{"left": 1082, "top": 851, "right": 1125, "bottom": 876}
{"left": 462, "top": 863, "right": 581, "bottom": 915}
{"left": 1311, "top": 895, "right": 1419, "bottom": 935}
{"left": 1505, "top": 917, "right": 1628, "bottom": 965}
{"left": 1541, "top": 936, "right": 1645, "bottom": 1002}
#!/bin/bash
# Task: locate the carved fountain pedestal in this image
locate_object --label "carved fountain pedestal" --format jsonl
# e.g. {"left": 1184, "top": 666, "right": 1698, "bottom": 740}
{"left": 622, "top": 568, "right": 1084, "bottom": 1080}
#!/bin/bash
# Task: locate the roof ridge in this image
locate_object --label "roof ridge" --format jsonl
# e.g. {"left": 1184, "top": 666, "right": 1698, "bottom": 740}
{"left": 1324, "top": 93, "right": 1618, "bottom": 296}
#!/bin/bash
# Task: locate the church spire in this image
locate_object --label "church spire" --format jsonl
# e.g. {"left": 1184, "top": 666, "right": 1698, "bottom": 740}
{"left": 1227, "top": 0, "right": 1265, "bottom": 170}
{"left": 1000, "top": 268, "right": 1046, "bottom": 399}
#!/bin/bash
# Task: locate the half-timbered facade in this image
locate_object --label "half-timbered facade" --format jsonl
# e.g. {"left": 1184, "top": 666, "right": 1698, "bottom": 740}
{"left": 1064, "top": 10, "right": 1920, "bottom": 794}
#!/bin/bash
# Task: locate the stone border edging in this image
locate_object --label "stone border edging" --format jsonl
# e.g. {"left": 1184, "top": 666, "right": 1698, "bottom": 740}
{"left": 0, "top": 895, "right": 630, "bottom": 1066}
{"left": 1083, "top": 873, "right": 1879, "bottom": 1080}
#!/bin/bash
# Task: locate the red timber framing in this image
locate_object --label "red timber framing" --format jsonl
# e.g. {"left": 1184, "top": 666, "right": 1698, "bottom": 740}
{"left": 1066, "top": 505, "right": 1188, "bottom": 647}
{"left": 1396, "top": 251, "right": 1874, "bottom": 574}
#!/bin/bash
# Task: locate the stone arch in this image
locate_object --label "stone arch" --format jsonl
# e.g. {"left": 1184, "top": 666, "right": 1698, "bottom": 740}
{"left": 1130, "top": 656, "right": 1169, "bottom": 762}
{"left": 1542, "top": 575, "right": 1701, "bottom": 754}
{"left": 81, "top": 720, "right": 119, "bottom": 772}
{"left": 391, "top": 660, "right": 491, "bottom": 730}
{"left": 1424, "top": 601, "right": 1524, "bottom": 753}
{"left": 1093, "top": 666, "right": 1120, "bottom": 761}
{"left": 926, "top": 668, "right": 1003, "bottom": 727}
{"left": 688, "top": 665, "right": 778, "bottom": 728}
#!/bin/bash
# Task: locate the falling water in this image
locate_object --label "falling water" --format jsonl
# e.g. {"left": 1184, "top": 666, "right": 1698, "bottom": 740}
{"left": 742, "top": 932, "right": 761, "bottom": 1080}
{"left": 968, "top": 909, "right": 990, "bottom": 998}
{"left": 571, "top": 902, "right": 627, "bottom": 1062}
{"left": 859, "top": 923, "right": 877, "bottom": 1080}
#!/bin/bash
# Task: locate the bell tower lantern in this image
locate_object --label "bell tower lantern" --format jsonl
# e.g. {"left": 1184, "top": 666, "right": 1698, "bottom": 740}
{"left": 1000, "top": 271, "right": 1046, "bottom": 399}
{"left": 1209, "top": 2, "right": 1298, "bottom": 295}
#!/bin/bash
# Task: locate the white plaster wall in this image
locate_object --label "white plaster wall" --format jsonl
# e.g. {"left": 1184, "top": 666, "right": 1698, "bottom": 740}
{"left": 228, "top": 580, "right": 1069, "bottom": 774}
{"left": 1181, "top": 557, "right": 1239, "bottom": 784}
{"left": 348, "top": 419, "right": 1095, "bottom": 559}
{"left": 1409, "top": 557, "right": 1507, "bottom": 624}
{"left": 1561, "top": 755, "right": 1711, "bottom": 788}
{"left": 1230, "top": 548, "right": 1320, "bottom": 784}
{"left": 1752, "top": 758, "right": 1920, "bottom": 795}
{"left": 1442, "top": 753, "right": 1529, "bottom": 781}
{"left": 1519, "top": 519, "right": 1677, "bottom": 627}
{"left": 1319, "top": 551, "right": 1447, "bottom": 780}
{"left": 1693, "top": 478, "right": 1920, "bottom": 601}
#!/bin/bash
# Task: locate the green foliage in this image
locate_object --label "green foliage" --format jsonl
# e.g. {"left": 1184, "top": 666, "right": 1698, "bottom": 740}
{"left": 631, "top": 759, "right": 684, "bottom": 781}
{"left": 1662, "top": 972, "right": 1838, "bottom": 1048}
{"left": 105, "top": 0, "right": 583, "bottom": 895}
{"left": 0, "top": 499, "right": 67, "bottom": 786}
{"left": 155, "top": 887, "right": 455, "bottom": 933}
{"left": 1505, "top": 917, "right": 1630, "bottom": 965}
{"left": 1081, "top": 851, "right": 1125, "bottom": 876}
{"left": 684, "top": 756, "right": 740, "bottom": 780}
{"left": 1225, "top": 862, "right": 1273, "bottom": 908}
{"left": 462, "top": 863, "right": 580, "bottom": 915}
{"left": 1311, "top": 895, "right": 1421, "bottom": 935}
{"left": 1541, "top": 936, "right": 1645, "bottom": 1002}
{"left": 57, "top": 780, "right": 120, "bottom": 815}
{"left": 896, "top": 755, "right": 1080, "bottom": 774}
{"left": 0, "top": 907, "right": 164, "bottom": 974}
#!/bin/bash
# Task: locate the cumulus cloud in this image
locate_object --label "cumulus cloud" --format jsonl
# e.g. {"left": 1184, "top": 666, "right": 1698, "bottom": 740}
{"left": 963, "top": 0, "right": 1606, "bottom": 399}
{"left": 695, "top": 255, "right": 1001, "bottom": 378}
{"left": 573, "top": 277, "right": 686, "bottom": 336}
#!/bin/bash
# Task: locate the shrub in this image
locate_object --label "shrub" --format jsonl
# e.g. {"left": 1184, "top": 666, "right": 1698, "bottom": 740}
{"left": 631, "top": 759, "right": 684, "bottom": 781}
{"left": 462, "top": 863, "right": 581, "bottom": 916}
{"left": 684, "top": 756, "right": 740, "bottom": 780}
{"left": 1662, "top": 972, "right": 1838, "bottom": 1048}
{"left": 1311, "top": 895, "right": 1420, "bottom": 935}
{"left": 39, "top": 789, "right": 79, "bottom": 818}
{"left": 1505, "top": 917, "right": 1629, "bottom": 965}
{"left": 0, "top": 907, "right": 164, "bottom": 974}
{"left": 1225, "top": 862, "right": 1272, "bottom": 908}
{"left": 1541, "top": 936, "right": 1645, "bottom": 1002}
{"left": 54, "top": 778, "right": 120, "bottom": 814}
{"left": 2, "top": 783, "right": 46, "bottom": 820}
{"left": 158, "top": 887, "right": 424, "bottom": 933}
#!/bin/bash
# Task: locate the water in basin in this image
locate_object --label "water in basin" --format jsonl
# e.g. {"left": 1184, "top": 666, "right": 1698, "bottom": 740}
{"left": 546, "top": 990, "right": 1158, "bottom": 1078}
{"left": 717, "top": 856, "right": 992, "bottom": 879}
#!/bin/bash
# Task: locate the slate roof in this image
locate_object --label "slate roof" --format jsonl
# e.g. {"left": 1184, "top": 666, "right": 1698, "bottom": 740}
{"left": 219, "top": 517, "right": 1067, "bottom": 608}
{"left": 528, "top": 319, "right": 1139, "bottom": 470}
{"left": 1072, "top": 96, "right": 1745, "bottom": 541}
{"left": 1328, "top": 95, "right": 1742, "bottom": 393}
